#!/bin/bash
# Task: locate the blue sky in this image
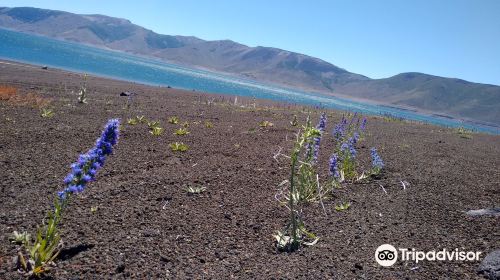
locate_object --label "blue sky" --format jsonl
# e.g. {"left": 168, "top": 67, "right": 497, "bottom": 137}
{"left": 2, "top": 0, "right": 500, "bottom": 85}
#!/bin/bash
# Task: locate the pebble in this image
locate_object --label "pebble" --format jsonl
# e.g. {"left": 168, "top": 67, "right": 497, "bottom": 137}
{"left": 477, "top": 250, "right": 500, "bottom": 279}
{"left": 466, "top": 208, "right": 500, "bottom": 217}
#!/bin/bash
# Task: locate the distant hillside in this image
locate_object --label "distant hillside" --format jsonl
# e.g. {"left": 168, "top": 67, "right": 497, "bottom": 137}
{"left": 1, "top": 7, "right": 499, "bottom": 125}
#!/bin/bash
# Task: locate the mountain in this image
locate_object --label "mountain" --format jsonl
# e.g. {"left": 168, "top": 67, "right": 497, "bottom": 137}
{"left": 1, "top": 7, "right": 499, "bottom": 125}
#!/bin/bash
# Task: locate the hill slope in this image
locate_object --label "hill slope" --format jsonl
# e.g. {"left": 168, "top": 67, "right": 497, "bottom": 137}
{"left": 1, "top": 7, "right": 499, "bottom": 125}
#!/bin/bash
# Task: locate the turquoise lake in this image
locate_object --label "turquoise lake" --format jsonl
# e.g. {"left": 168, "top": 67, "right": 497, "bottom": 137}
{"left": 0, "top": 28, "right": 498, "bottom": 134}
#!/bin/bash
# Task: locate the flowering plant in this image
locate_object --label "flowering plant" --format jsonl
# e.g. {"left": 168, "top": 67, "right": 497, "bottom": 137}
{"left": 328, "top": 115, "right": 385, "bottom": 184}
{"left": 17, "top": 119, "right": 120, "bottom": 276}
{"left": 370, "top": 147, "right": 384, "bottom": 175}
{"left": 329, "top": 114, "right": 366, "bottom": 183}
{"left": 274, "top": 115, "right": 322, "bottom": 251}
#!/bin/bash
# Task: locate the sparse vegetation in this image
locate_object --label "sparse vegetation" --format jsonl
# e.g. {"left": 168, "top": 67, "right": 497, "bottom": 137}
{"left": 168, "top": 116, "right": 179, "bottom": 124}
{"left": 9, "top": 231, "right": 30, "bottom": 245}
{"left": 169, "top": 142, "right": 189, "bottom": 152}
{"left": 150, "top": 126, "right": 164, "bottom": 136}
{"left": 127, "top": 118, "right": 139, "bottom": 125}
{"left": 174, "top": 127, "right": 190, "bottom": 136}
{"left": 77, "top": 74, "right": 88, "bottom": 104}
{"left": 334, "top": 201, "right": 351, "bottom": 211}
{"left": 456, "top": 127, "right": 473, "bottom": 139}
{"left": 185, "top": 185, "right": 207, "bottom": 194}
{"left": 40, "top": 108, "right": 54, "bottom": 118}
{"left": 0, "top": 85, "right": 52, "bottom": 108}
{"left": 259, "top": 120, "right": 274, "bottom": 128}
{"left": 204, "top": 121, "right": 213, "bottom": 128}
{"left": 290, "top": 115, "right": 298, "bottom": 126}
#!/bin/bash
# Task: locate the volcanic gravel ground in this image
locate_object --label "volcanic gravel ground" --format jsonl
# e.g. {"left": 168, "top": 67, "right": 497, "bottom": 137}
{"left": 0, "top": 61, "right": 499, "bottom": 279}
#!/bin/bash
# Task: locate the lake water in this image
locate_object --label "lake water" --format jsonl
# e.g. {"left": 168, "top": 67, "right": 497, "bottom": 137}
{"left": 0, "top": 28, "right": 498, "bottom": 134}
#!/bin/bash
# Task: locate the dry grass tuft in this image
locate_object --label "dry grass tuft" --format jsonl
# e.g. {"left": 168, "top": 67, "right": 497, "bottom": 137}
{"left": 0, "top": 85, "right": 52, "bottom": 108}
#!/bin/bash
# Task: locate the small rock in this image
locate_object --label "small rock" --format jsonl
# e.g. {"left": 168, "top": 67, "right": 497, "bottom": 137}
{"left": 120, "top": 91, "right": 134, "bottom": 96}
{"left": 478, "top": 250, "right": 500, "bottom": 280}
{"left": 116, "top": 263, "right": 126, "bottom": 273}
{"left": 466, "top": 208, "right": 500, "bottom": 217}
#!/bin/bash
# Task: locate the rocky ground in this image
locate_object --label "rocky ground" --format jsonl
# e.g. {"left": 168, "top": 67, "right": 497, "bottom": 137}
{"left": 0, "top": 61, "right": 499, "bottom": 279}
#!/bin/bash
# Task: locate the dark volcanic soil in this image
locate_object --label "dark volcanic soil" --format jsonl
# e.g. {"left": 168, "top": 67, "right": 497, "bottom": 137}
{"left": 0, "top": 61, "right": 499, "bottom": 279}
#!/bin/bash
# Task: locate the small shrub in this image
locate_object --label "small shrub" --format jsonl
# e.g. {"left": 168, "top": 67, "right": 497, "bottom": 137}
{"left": 150, "top": 126, "right": 164, "bottom": 136}
{"left": 181, "top": 121, "right": 190, "bottom": 128}
{"left": 168, "top": 116, "right": 179, "bottom": 124}
{"left": 0, "top": 85, "right": 51, "bottom": 108}
{"left": 174, "top": 127, "right": 190, "bottom": 136}
{"left": 127, "top": 118, "right": 139, "bottom": 125}
{"left": 40, "top": 108, "right": 54, "bottom": 118}
{"left": 169, "top": 142, "right": 189, "bottom": 152}
{"left": 456, "top": 127, "right": 473, "bottom": 139}
{"left": 9, "top": 231, "right": 30, "bottom": 245}
{"left": 185, "top": 185, "right": 206, "bottom": 194}
{"left": 136, "top": 115, "right": 147, "bottom": 123}
{"left": 0, "top": 85, "right": 17, "bottom": 100}
{"left": 259, "top": 120, "right": 274, "bottom": 128}
{"left": 147, "top": 121, "right": 160, "bottom": 129}
{"left": 204, "top": 121, "right": 213, "bottom": 128}
{"left": 334, "top": 202, "right": 351, "bottom": 211}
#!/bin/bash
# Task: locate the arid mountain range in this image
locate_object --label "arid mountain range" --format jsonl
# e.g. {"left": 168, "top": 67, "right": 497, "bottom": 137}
{"left": 1, "top": 7, "right": 499, "bottom": 125}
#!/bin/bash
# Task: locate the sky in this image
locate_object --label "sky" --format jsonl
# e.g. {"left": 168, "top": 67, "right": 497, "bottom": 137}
{"left": 2, "top": 0, "right": 500, "bottom": 85}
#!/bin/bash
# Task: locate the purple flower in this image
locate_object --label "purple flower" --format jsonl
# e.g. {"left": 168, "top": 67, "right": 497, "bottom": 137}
{"left": 360, "top": 117, "right": 367, "bottom": 131}
{"left": 311, "top": 113, "right": 327, "bottom": 162}
{"left": 305, "top": 113, "right": 327, "bottom": 163}
{"left": 63, "top": 174, "right": 75, "bottom": 184}
{"left": 370, "top": 147, "right": 384, "bottom": 169}
{"left": 329, "top": 154, "right": 340, "bottom": 178}
{"left": 348, "top": 112, "right": 358, "bottom": 128}
{"left": 352, "top": 132, "right": 359, "bottom": 144}
{"left": 341, "top": 137, "right": 357, "bottom": 158}
{"left": 58, "top": 119, "right": 120, "bottom": 201}
{"left": 333, "top": 116, "right": 347, "bottom": 140}
{"left": 317, "top": 113, "right": 327, "bottom": 133}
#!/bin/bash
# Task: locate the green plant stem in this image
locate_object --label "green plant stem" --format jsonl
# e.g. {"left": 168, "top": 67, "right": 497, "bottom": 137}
{"left": 289, "top": 147, "right": 298, "bottom": 247}
{"left": 289, "top": 135, "right": 305, "bottom": 249}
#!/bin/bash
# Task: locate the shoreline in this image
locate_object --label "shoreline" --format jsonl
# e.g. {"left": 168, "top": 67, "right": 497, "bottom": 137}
{"left": 1, "top": 57, "right": 498, "bottom": 134}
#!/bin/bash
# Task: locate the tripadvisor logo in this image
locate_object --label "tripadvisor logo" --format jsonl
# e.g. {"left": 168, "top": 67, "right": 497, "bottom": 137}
{"left": 375, "top": 244, "right": 482, "bottom": 267}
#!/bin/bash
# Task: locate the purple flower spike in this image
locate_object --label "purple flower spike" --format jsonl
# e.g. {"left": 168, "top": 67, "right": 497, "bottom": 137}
{"left": 360, "top": 117, "right": 367, "bottom": 131}
{"left": 329, "top": 154, "right": 340, "bottom": 178}
{"left": 311, "top": 113, "right": 327, "bottom": 162}
{"left": 333, "top": 115, "right": 348, "bottom": 141}
{"left": 370, "top": 147, "right": 384, "bottom": 169}
{"left": 58, "top": 119, "right": 120, "bottom": 201}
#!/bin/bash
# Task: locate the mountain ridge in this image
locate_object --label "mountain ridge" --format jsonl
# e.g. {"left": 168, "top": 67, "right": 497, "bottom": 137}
{"left": 1, "top": 6, "right": 499, "bottom": 125}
